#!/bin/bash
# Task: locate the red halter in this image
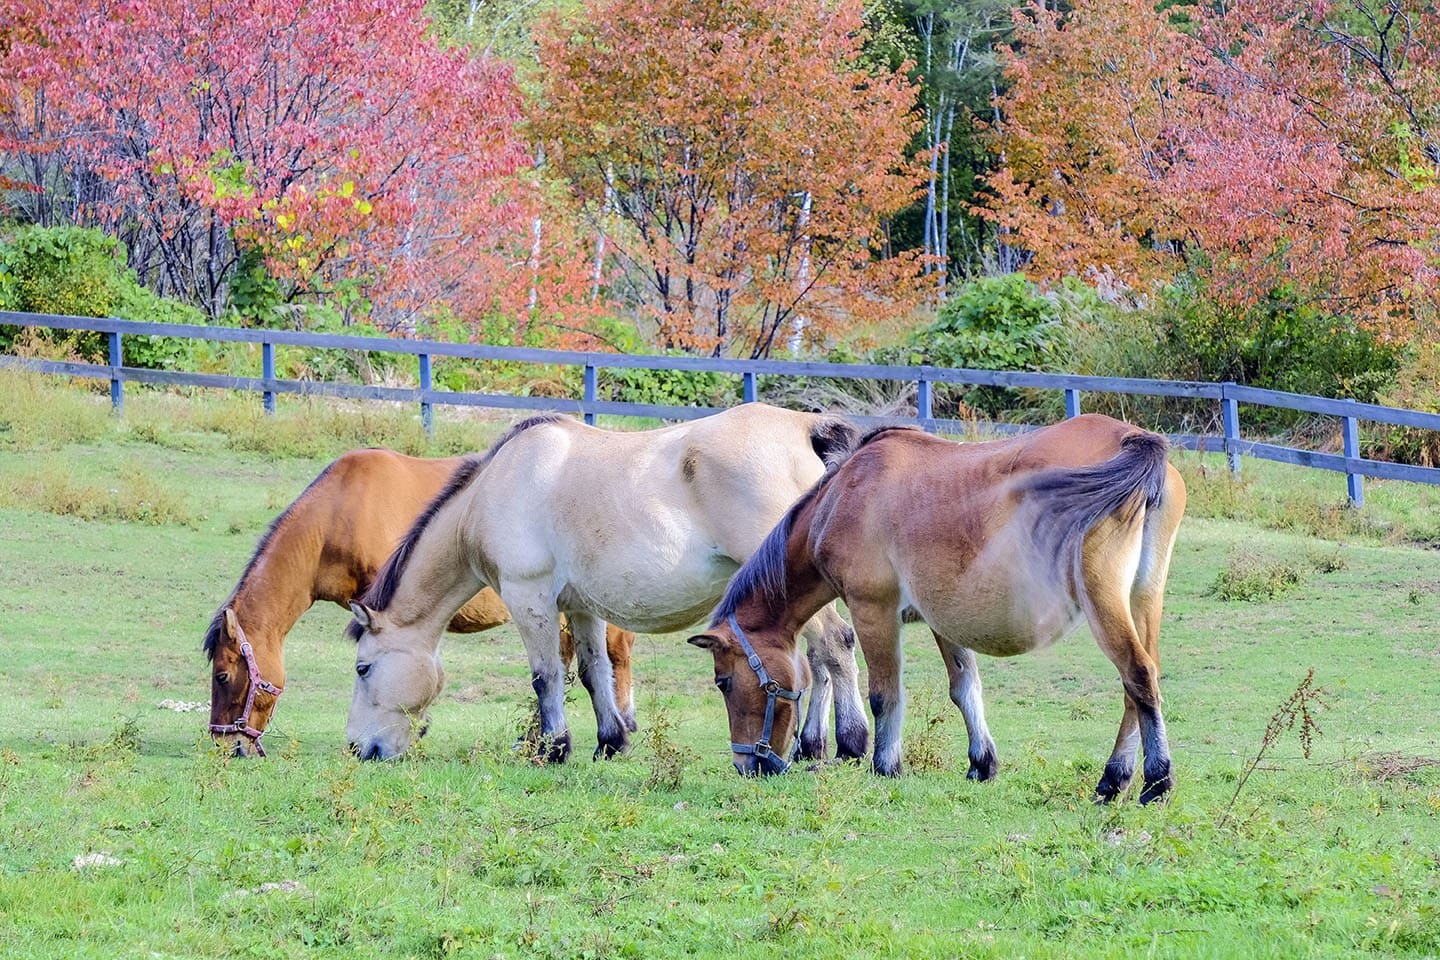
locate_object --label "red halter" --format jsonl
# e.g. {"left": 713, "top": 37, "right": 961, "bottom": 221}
{"left": 208, "top": 620, "right": 283, "bottom": 757}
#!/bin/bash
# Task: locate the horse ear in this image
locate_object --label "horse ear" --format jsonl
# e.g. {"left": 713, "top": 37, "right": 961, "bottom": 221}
{"left": 349, "top": 602, "right": 374, "bottom": 630}
{"left": 223, "top": 607, "right": 241, "bottom": 639}
{"left": 686, "top": 632, "right": 721, "bottom": 651}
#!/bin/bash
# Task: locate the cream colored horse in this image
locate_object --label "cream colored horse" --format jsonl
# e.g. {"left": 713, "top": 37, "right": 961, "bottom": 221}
{"left": 345, "top": 404, "right": 866, "bottom": 762}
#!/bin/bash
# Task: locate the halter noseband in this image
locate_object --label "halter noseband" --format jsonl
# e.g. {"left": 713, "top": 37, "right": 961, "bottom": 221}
{"left": 208, "top": 619, "right": 283, "bottom": 757}
{"left": 727, "top": 613, "right": 805, "bottom": 774}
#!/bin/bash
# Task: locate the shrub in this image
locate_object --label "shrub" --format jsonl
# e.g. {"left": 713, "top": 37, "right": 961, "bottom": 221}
{"left": 876, "top": 273, "right": 1066, "bottom": 417}
{"left": 0, "top": 225, "right": 209, "bottom": 370}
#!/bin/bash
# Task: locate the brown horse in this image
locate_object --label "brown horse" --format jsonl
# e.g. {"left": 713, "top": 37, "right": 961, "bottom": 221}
{"left": 689, "top": 414, "right": 1186, "bottom": 803}
{"left": 204, "top": 448, "right": 636, "bottom": 756}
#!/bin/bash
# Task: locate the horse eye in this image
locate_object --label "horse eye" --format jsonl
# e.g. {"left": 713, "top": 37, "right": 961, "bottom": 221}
{"left": 714, "top": 676, "right": 732, "bottom": 695}
{"left": 356, "top": 662, "right": 372, "bottom": 679}
{"left": 214, "top": 672, "right": 230, "bottom": 685}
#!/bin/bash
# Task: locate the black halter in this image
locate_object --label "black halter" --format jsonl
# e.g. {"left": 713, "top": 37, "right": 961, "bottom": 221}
{"left": 727, "top": 613, "right": 806, "bottom": 775}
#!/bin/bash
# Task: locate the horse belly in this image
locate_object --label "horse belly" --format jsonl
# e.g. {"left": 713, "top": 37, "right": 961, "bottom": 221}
{"left": 903, "top": 536, "right": 1082, "bottom": 657}
{"left": 559, "top": 547, "right": 737, "bottom": 634}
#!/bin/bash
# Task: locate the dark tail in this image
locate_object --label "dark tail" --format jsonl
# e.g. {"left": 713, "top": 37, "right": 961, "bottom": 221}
{"left": 809, "top": 416, "right": 861, "bottom": 469}
{"left": 1024, "top": 431, "right": 1170, "bottom": 566}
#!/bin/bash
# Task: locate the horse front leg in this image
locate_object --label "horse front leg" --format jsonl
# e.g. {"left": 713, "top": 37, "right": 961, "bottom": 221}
{"left": 566, "top": 610, "right": 631, "bottom": 760}
{"left": 935, "top": 638, "right": 998, "bottom": 781}
{"left": 851, "top": 600, "right": 904, "bottom": 776}
{"left": 504, "top": 582, "right": 572, "bottom": 764}
{"left": 799, "top": 604, "right": 868, "bottom": 762}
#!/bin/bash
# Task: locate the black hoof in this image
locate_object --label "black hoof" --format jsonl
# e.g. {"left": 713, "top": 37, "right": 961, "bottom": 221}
{"left": 1095, "top": 760, "right": 1134, "bottom": 802}
{"left": 593, "top": 727, "right": 629, "bottom": 760}
{"left": 966, "top": 748, "right": 998, "bottom": 782}
{"left": 1139, "top": 773, "right": 1173, "bottom": 805}
{"left": 836, "top": 723, "right": 869, "bottom": 762}
{"left": 534, "top": 732, "right": 571, "bottom": 764}
{"left": 872, "top": 758, "right": 902, "bottom": 778}
{"left": 796, "top": 734, "right": 828, "bottom": 763}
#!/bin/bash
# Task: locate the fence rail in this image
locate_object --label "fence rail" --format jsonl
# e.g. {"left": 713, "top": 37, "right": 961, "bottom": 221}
{"left": 5, "top": 310, "right": 1439, "bottom": 507}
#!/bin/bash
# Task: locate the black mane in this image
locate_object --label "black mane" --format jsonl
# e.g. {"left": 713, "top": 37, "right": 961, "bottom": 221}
{"left": 710, "top": 422, "right": 918, "bottom": 625}
{"left": 203, "top": 458, "right": 342, "bottom": 660}
{"left": 345, "top": 414, "right": 569, "bottom": 640}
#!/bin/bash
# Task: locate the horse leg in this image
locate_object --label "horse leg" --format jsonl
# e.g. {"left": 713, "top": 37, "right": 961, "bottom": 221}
{"left": 851, "top": 600, "right": 904, "bottom": 777}
{"left": 504, "top": 583, "right": 572, "bottom": 764}
{"left": 1083, "top": 518, "right": 1174, "bottom": 804}
{"left": 936, "top": 637, "right": 998, "bottom": 782}
{"left": 567, "top": 611, "right": 631, "bottom": 760}
{"left": 795, "top": 622, "right": 834, "bottom": 762}
{"left": 1097, "top": 476, "right": 1185, "bottom": 803}
{"left": 799, "top": 605, "right": 868, "bottom": 762}
{"left": 606, "top": 625, "right": 639, "bottom": 733}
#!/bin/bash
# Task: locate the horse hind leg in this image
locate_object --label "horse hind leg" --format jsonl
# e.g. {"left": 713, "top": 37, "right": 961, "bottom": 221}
{"left": 799, "top": 604, "right": 868, "bottom": 762}
{"left": 936, "top": 638, "right": 998, "bottom": 782}
{"left": 567, "top": 610, "right": 631, "bottom": 760}
{"left": 1081, "top": 514, "right": 1174, "bottom": 804}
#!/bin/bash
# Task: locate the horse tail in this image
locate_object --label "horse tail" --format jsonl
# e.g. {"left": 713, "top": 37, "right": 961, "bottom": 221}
{"left": 1023, "top": 430, "right": 1170, "bottom": 571}
{"left": 808, "top": 415, "right": 861, "bottom": 469}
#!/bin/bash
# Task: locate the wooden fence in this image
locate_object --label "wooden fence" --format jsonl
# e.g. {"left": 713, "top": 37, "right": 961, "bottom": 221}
{"left": 5, "top": 310, "right": 1440, "bottom": 507}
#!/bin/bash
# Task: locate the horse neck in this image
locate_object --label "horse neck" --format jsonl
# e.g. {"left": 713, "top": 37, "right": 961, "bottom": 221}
{"left": 739, "top": 509, "right": 837, "bottom": 650}
{"left": 229, "top": 514, "right": 324, "bottom": 652}
{"left": 379, "top": 492, "right": 486, "bottom": 639}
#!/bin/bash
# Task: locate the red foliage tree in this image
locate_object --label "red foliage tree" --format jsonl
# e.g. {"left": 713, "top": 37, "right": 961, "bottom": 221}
{"left": 530, "top": 0, "right": 930, "bottom": 357}
{"left": 985, "top": 0, "right": 1440, "bottom": 334}
{"left": 0, "top": 0, "right": 597, "bottom": 339}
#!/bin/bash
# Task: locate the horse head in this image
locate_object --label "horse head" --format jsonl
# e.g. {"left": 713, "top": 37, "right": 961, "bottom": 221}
{"left": 345, "top": 602, "right": 444, "bottom": 761}
{"left": 207, "top": 607, "right": 285, "bottom": 757}
{"left": 688, "top": 614, "right": 809, "bottom": 776}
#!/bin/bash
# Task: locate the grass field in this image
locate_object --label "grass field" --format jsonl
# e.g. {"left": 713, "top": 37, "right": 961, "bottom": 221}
{"left": 1, "top": 372, "right": 1438, "bottom": 959}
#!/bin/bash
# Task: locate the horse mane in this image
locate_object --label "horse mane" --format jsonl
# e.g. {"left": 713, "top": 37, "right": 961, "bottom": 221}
{"left": 203, "top": 457, "right": 345, "bottom": 661}
{"left": 346, "top": 414, "right": 569, "bottom": 640}
{"left": 711, "top": 422, "right": 918, "bottom": 625}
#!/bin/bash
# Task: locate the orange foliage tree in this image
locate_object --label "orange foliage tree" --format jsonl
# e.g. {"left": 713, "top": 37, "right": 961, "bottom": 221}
{"left": 984, "top": 0, "right": 1440, "bottom": 334}
{"left": 531, "top": 0, "right": 930, "bottom": 357}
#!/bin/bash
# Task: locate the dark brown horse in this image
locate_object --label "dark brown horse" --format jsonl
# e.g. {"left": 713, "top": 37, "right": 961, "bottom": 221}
{"left": 204, "top": 448, "right": 636, "bottom": 755}
{"left": 689, "top": 414, "right": 1186, "bottom": 803}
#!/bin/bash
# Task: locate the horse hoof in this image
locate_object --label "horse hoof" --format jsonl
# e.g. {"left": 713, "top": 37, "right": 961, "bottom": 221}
{"left": 533, "top": 733, "right": 572, "bottom": 765}
{"left": 1095, "top": 761, "right": 1134, "bottom": 802}
{"left": 1139, "top": 775, "right": 1173, "bottom": 805}
{"left": 593, "top": 730, "right": 629, "bottom": 760}
{"left": 796, "top": 736, "right": 828, "bottom": 763}
{"left": 966, "top": 748, "right": 998, "bottom": 782}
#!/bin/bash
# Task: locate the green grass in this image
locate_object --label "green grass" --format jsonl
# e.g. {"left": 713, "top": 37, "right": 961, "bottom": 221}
{"left": 1, "top": 371, "right": 1439, "bottom": 958}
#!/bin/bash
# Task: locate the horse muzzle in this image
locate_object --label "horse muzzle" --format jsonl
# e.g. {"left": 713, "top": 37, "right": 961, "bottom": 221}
{"left": 733, "top": 748, "right": 790, "bottom": 777}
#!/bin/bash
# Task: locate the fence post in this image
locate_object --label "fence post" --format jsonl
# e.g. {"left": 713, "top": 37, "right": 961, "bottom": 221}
{"left": 916, "top": 374, "right": 933, "bottom": 432}
{"left": 583, "top": 363, "right": 597, "bottom": 425}
{"left": 418, "top": 353, "right": 433, "bottom": 438}
{"left": 262, "top": 340, "right": 276, "bottom": 415}
{"left": 108, "top": 331, "right": 123, "bottom": 415}
{"left": 1064, "top": 388, "right": 1081, "bottom": 419}
{"left": 1222, "top": 383, "right": 1241, "bottom": 475}
{"left": 1343, "top": 400, "right": 1363, "bottom": 508}
{"left": 742, "top": 370, "right": 757, "bottom": 404}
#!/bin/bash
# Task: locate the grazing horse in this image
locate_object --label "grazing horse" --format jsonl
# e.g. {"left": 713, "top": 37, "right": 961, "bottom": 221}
{"left": 345, "top": 404, "right": 868, "bottom": 763}
{"left": 689, "top": 414, "right": 1186, "bottom": 803}
{"left": 203, "top": 449, "right": 637, "bottom": 756}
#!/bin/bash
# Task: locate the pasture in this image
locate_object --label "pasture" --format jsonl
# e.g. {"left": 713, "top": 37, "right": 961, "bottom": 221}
{"left": 0, "top": 372, "right": 1438, "bottom": 959}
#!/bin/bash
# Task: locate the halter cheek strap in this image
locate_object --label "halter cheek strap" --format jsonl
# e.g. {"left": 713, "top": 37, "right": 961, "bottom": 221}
{"left": 727, "top": 613, "right": 805, "bottom": 774}
{"left": 208, "top": 621, "right": 284, "bottom": 757}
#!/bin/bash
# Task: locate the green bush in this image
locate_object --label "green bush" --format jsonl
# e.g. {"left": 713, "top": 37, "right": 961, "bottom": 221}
{"left": 0, "top": 225, "right": 207, "bottom": 370}
{"left": 589, "top": 318, "right": 735, "bottom": 409}
{"left": 876, "top": 273, "right": 1067, "bottom": 417}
